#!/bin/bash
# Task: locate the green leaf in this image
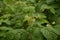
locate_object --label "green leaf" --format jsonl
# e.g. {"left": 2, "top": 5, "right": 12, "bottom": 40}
{"left": 45, "top": 0, "right": 55, "bottom": 4}
{"left": 41, "top": 27, "right": 58, "bottom": 40}
{"left": 5, "top": 29, "right": 29, "bottom": 40}
{"left": 26, "top": 0, "right": 36, "bottom": 3}
{"left": 32, "top": 28, "right": 45, "bottom": 40}
{"left": 53, "top": 25, "right": 60, "bottom": 35}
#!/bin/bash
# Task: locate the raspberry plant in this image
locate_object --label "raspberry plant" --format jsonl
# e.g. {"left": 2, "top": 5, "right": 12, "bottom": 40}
{"left": 0, "top": 0, "right": 60, "bottom": 40}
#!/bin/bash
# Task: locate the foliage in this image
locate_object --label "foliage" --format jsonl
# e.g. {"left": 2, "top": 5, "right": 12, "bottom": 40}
{"left": 0, "top": 0, "right": 60, "bottom": 40}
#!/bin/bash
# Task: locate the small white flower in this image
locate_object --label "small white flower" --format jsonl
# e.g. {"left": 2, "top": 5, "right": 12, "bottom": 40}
{"left": 52, "top": 21, "right": 55, "bottom": 24}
